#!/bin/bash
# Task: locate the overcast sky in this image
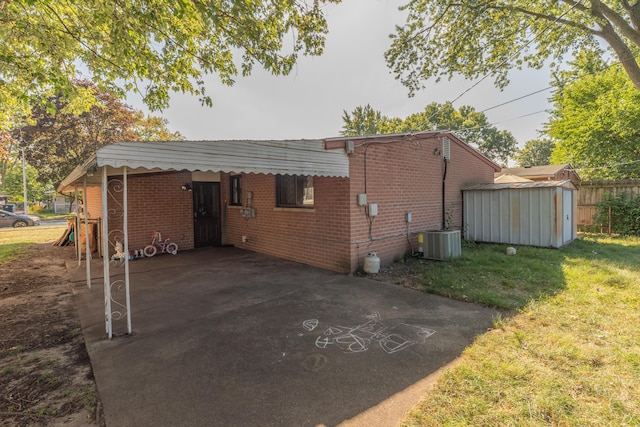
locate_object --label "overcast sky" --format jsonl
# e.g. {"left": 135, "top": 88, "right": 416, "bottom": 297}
{"left": 129, "top": 0, "right": 552, "bottom": 147}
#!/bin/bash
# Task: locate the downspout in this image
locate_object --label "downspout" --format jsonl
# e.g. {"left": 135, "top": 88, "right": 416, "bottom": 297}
{"left": 442, "top": 158, "right": 448, "bottom": 230}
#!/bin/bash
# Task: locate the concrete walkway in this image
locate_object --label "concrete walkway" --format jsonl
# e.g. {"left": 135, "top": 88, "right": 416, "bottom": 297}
{"left": 68, "top": 247, "right": 498, "bottom": 427}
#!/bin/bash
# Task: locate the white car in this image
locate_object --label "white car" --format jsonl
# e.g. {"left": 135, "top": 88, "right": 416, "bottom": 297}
{"left": 0, "top": 209, "right": 41, "bottom": 228}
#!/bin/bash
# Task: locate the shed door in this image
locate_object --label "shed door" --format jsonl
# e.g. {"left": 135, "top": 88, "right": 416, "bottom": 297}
{"left": 193, "top": 182, "right": 221, "bottom": 248}
{"left": 563, "top": 190, "right": 573, "bottom": 244}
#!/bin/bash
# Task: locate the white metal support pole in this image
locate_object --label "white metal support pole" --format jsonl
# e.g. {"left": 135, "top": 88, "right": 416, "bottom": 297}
{"left": 75, "top": 184, "right": 81, "bottom": 266}
{"left": 101, "top": 167, "right": 112, "bottom": 339}
{"left": 83, "top": 177, "right": 91, "bottom": 290}
{"left": 123, "top": 167, "right": 132, "bottom": 334}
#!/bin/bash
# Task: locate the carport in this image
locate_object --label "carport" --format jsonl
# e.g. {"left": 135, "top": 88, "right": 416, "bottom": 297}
{"left": 66, "top": 246, "right": 499, "bottom": 426}
{"left": 58, "top": 140, "right": 349, "bottom": 339}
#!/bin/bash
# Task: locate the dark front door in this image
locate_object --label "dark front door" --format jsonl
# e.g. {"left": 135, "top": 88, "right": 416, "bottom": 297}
{"left": 193, "top": 182, "right": 221, "bottom": 248}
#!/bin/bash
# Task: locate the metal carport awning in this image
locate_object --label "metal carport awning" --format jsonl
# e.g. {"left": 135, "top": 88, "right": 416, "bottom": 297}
{"left": 59, "top": 139, "right": 350, "bottom": 192}
{"left": 57, "top": 139, "right": 350, "bottom": 339}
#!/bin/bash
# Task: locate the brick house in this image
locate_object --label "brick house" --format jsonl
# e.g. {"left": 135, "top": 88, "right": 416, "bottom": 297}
{"left": 60, "top": 132, "right": 499, "bottom": 337}
{"left": 496, "top": 164, "right": 580, "bottom": 185}
{"left": 60, "top": 132, "right": 499, "bottom": 274}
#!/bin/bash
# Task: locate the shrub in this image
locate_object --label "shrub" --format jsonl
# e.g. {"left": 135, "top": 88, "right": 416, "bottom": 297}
{"left": 594, "top": 192, "right": 640, "bottom": 235}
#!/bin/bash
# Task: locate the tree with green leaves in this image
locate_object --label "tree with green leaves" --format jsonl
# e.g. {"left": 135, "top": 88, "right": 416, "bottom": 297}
{"left": 341, "top": 103, "right": 517, "bottom": 166}
{"left": 0, "top": 159, "right": 49, "bottom": 206}
{"left": 548, "top": 61, "right": 640, "bottom": 180}
{"left": 0, "top": 0, "right": 339, "bottom": 126}
{"left": 340, "top": 104, "right": 389, "bottom": 136}
{"left": 10, "top": 81, "right": 183, "bottom": 188}
{"left": 385, "top": 1, "right": 640, "bottom": 96}
{"left": 513, "top": 139, "right": 556, "bottom": 167}
{"left": 130, "top": 113, "right": 185, "bottom": 141}
{"left": 0, "top": 130, "right": 13, "bottom": 185}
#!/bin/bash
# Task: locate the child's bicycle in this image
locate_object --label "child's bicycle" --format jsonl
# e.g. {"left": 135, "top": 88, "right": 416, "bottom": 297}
{"left": 143, "top": 231, "right": 178, "bottom": 257}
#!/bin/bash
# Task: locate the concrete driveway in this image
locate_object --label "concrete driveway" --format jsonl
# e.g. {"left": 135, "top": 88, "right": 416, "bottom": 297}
{"left": 68, "top": 247, "right": 498, "bottom": 427}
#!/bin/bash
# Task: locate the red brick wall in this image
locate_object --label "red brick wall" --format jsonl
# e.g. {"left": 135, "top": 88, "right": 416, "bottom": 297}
{"left": 222, "top": 134, "right": 496, "bottom": 273}
{"left": 83, "top": 134, "right": 495, "bottom": 272}
{"left": 222, "top": 173, "right": 353, "bottom": 272}
{"left": 124, "top": 172, "right": 194, "bottom": 252}
{"left": 85, "top": 172, "right": 194, "bottom": 255}
{"left": 345, "top": 134, "right": 497, "bottom": 271}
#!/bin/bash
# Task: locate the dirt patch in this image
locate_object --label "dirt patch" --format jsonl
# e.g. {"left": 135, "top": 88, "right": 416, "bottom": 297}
{"left": 0, "top": 243, "right": 103, "bottom": 427}
{"left": 368, "top": 259, "right": 424, "bottom": 290}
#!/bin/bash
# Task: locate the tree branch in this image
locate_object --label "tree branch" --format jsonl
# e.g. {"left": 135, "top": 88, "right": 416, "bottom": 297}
{"left": 412, "top": 3, "right": 454, "bottom": 38}
{"left": 620, "top": 1, "right": 640, "bottom": 30}
{"left": 40, "top": 3, "right": 128, "bottom": 76}
{"left": 486, "top": 4, "right": 599, "bottom": 35}
{"left": 598, "top": 21, "right": 640, "bottom": 91}
{"left": 559, "top": 0, "right": 591, "bottom": 13}
{"left": 590, "top": 0, "right": 640, "bottom": 47}
{"left": 190, "top": 0, "right": 296, "bottom": 72}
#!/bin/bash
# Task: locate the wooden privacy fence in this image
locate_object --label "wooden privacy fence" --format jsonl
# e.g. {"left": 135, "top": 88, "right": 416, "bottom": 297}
{"left": 577, "top": 179, "right": 640, "bottom": 231}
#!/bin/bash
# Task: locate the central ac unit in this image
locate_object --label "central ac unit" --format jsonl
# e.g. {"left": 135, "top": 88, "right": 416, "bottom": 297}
{"left": 423, "top": 230, "right": 461, "bottom": 261}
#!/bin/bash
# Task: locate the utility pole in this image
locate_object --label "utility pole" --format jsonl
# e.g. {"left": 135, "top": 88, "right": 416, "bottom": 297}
{"left": 22, "top": 148, "right": 28, "bottom": 214}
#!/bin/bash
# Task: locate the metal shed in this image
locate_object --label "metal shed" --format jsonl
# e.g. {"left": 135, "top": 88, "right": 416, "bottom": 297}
{"left": 463, "top": 181, "right": 577, "bottom": 248}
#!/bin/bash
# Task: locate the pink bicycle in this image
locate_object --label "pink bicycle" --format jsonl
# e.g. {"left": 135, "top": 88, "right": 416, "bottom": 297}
{"left": 143, "top": 231, "right": 178, "bottom": 257}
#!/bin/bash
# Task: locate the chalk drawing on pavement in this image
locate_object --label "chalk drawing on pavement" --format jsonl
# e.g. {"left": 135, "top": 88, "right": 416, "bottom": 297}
{"left": 302, "top": 319, "right": 319, "bottom": 332}
{"left": 302, "top": 312, "right": 435, "bottom": 355}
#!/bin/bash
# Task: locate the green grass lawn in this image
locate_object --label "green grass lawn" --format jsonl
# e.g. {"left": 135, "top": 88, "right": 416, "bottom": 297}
{"left": 38, "top": 212, "right": 72, "bottom": 220}
{"left": 401, "top": 235, "right": 640, "bottom": 426}
{"left": 0, "top": 225, "right": 66, "bottom": 263}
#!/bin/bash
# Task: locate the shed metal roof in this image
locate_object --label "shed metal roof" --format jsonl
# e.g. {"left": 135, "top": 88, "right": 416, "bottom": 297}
{"left": 58, "top": 139, "right": 350, "bottom": 192}
{"left": 464, "top": 180, "right": 577, "bottom": 191}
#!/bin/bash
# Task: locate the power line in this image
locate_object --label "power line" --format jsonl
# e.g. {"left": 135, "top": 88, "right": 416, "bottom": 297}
{"left": 448, "top": 2, "right": 582, "bottom": 107}
{"left": 479, "top": 87, "right": 552, "bottom": 113}
{"left": 473, "top": 53, "right": 640, "bottom": 118}
{"left": 493, "top": 109, "right": 549, "bottom": 123}
{"left": 573, "top": 159, "right": 640, "bottom": 171}
{"left": 407, "top": 2, "right": 582, "bottom": 133}
{"left": 408, "top": 109, "right": 548, "bottom": 139}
